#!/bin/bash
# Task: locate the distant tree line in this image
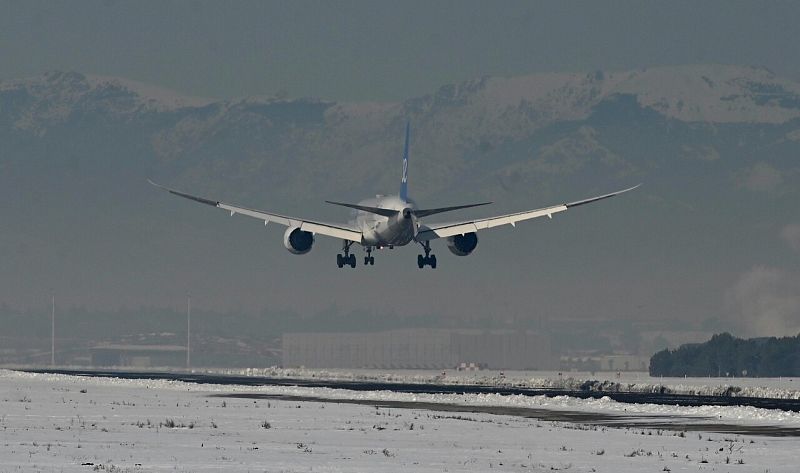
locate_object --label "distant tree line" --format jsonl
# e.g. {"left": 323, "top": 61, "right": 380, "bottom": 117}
{"left": 650, "top": 333, "right": 800, "bottom": 377}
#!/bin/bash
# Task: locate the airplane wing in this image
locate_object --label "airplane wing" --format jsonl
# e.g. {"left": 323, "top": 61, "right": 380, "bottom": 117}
{"left": 415, "top": 184, "right": 640, "bottom": 241}
{"left": 148, "top": 180, "right": 363, "bottom": 242}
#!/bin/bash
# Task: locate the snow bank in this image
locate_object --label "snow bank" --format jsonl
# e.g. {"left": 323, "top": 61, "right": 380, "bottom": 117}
{"left": 6, "top": 369, "right": 800, "bottom": 427}
{"left": 201, "top": 366, "right": 800, "bottom": 400}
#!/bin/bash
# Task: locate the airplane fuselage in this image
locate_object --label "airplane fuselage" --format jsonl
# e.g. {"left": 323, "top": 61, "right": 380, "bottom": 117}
{"left": 352, "top": 195, "right": 418, "bottom": 247}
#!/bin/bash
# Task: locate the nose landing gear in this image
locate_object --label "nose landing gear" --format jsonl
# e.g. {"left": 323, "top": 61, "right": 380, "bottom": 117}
{"left": 417, "top": 241, "right": 437, "bottom": 269}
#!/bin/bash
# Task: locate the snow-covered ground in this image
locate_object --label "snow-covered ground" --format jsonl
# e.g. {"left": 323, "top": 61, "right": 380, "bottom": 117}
{"left": 1, "top": 369, "right": 798, "bottom": 472}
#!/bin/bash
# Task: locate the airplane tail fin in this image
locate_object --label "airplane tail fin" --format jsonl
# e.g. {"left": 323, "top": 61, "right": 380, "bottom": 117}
{"left": 400, "top": 121, "right": 410, "bottom": 202}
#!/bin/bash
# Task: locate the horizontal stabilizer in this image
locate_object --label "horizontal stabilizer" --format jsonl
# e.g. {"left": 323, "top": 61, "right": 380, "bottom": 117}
{"left": 413, "top": 202, "right": 492, "bottom": 218}
{"left": 325, "top": 201, "right": 399, "bottom": 217}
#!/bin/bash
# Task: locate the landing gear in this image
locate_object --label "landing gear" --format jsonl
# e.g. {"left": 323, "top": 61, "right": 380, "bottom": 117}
{"left": 417, "top": 241, "right": 437, "bottom": 269}
{"left": 337, "top": 241, "right": 357, "bottom": 268}
{"left": 337, "top": 254, "right": 355, "bottom": 268}
{"left": 364, "top": 247, "right": 375, "bottom": 266}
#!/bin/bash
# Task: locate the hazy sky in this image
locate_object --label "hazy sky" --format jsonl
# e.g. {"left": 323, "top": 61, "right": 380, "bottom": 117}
{"left": 2, "top": 0, "right": 799, "bottom": 101}
{"left": 0, "top": 0, "right": 798, "bottom": 344}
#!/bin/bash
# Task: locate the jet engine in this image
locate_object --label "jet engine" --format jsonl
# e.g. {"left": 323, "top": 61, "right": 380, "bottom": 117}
{"left": 283, "top": 227, "right": 314, "bottom": 254}
{"left": 447, "top": 232, "right": 478, "bottom": 256}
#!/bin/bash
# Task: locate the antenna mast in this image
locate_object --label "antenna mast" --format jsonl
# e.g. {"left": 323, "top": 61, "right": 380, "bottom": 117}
{"left": 186, "top": 295, "right": 191, "bottom": 369}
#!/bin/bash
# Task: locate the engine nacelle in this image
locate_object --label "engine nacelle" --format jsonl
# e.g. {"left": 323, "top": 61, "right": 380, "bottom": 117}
{"left": 447, "top": 232, "right": 478, "bottom": 256}
{"left": 283, "top": 227, "right": 314, "bottom": 255}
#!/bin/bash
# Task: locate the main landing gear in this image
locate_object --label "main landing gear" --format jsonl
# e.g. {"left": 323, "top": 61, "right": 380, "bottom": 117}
{"left": 337, "top": 241, "right": 356, "bottom": 268}
{"left": 364, "top": 247, "right": 375, "bottom": 266}
{"left": 417, "top": 241, "right": 437, "bottom": 269}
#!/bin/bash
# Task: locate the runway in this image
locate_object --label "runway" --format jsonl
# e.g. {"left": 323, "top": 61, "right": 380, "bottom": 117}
{"left": 215, "top": 391, "right": 800, "bottom": 437}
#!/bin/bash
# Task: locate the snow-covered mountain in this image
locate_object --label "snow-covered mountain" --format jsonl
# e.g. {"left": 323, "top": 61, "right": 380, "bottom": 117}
{"left": 7, "top": 64, "right": 798, "bottom": 198}
{"left": 6, "top": 64, "right": 800, "bottom": 142}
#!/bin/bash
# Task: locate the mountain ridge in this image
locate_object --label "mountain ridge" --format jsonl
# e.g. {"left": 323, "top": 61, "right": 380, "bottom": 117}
{"left": 5, "top": 64, "right": 799, "bottom": 131}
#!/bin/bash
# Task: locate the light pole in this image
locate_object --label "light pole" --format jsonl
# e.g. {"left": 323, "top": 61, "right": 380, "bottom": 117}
{"left": 186, "top": 295, "right": 191, "bottom": 369}
{"left": 50, "top": 294, "right": 55, "bottom": 366}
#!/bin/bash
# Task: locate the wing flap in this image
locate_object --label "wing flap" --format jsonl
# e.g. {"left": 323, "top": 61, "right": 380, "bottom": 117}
{"left": 300, "top": 221, "right": 363, "bottom": 241}
{"left": 150, "top": 180, "right": 363, "bottom": 242}
{"left": 417, "top": 205, "right": 566, "bottom": 240}
{"left": 217, "top": 203, "right": 294, "bottom": 226}
{"left": 416, "top": 184, "right": 639, "bottom": 241}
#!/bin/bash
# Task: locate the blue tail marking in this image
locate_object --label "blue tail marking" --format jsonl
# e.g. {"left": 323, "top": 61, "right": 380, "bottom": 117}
{"left": 400, "top": 121, "right": 410, "bottom": 202}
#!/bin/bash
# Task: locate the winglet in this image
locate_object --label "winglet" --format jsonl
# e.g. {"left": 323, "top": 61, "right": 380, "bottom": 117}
{"left": 147, "top": 178, "right": 220, "bottom": 207}
{"left": 399, "top": 121, "right": 410, "bottom": 203}
{"left": 565, "top": 183, "right": 642, "bottom": 208}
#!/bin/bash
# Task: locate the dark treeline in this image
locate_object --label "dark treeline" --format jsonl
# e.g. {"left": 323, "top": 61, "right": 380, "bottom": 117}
{"left": 650, "top": 333, "right": 800, "bottom": 377}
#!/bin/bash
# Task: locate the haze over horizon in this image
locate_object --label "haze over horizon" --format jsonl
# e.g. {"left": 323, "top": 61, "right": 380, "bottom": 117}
{"left": 0, "top": 1, "right": 798, "bottom": 344}
{"left": 3, "top": 1, "right": 800, "bottom": 101}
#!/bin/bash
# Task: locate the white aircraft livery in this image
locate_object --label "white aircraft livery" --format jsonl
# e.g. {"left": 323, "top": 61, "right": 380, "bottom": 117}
{"left": 149, "top": 123, "right": 639, "bottom": 269}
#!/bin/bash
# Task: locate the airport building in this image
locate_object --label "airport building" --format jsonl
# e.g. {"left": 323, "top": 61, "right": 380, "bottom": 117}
{"left": 89, "top": 344, "right": 187, "bottom": 368}
{"left": 282, "top": 329, "right": 554, "bottom": 370}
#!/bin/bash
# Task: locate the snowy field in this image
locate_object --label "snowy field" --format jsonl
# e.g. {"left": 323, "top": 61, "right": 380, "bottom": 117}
{"left": 2, "top": 370, "right": 799, "bottom": 472}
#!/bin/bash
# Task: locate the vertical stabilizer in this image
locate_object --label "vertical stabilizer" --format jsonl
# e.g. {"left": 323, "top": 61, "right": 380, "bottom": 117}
{"left": 400, "top": 121, "right": 410, "bottom": 202}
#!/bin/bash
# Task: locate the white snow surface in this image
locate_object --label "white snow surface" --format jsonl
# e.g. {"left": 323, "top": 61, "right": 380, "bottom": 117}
{"left": 8, "top": 370, "right": 800, "bottom": 427}
{"left": 1, "top": 369, "right": 799, "bottom": 472}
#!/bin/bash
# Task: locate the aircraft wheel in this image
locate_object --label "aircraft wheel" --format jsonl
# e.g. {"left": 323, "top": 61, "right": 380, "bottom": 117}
{"left": 349, "top": 254, "right": 356, "bottom": 268}
{"left": 336, "top": 254, "right": 343, "bottom": 268}
{"left": 417, "top": 255, "right": 424, "bottom": 268}
{"left": 430, "top": 255, "right": 437, "bottom": 269}
{"left": 364, "top": 256, "right": 370, "bottom": 265}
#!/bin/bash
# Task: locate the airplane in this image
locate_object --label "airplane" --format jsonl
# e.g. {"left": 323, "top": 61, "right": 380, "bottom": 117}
{"left": 149, "top": 123, "right": 639, "bottom": 269}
